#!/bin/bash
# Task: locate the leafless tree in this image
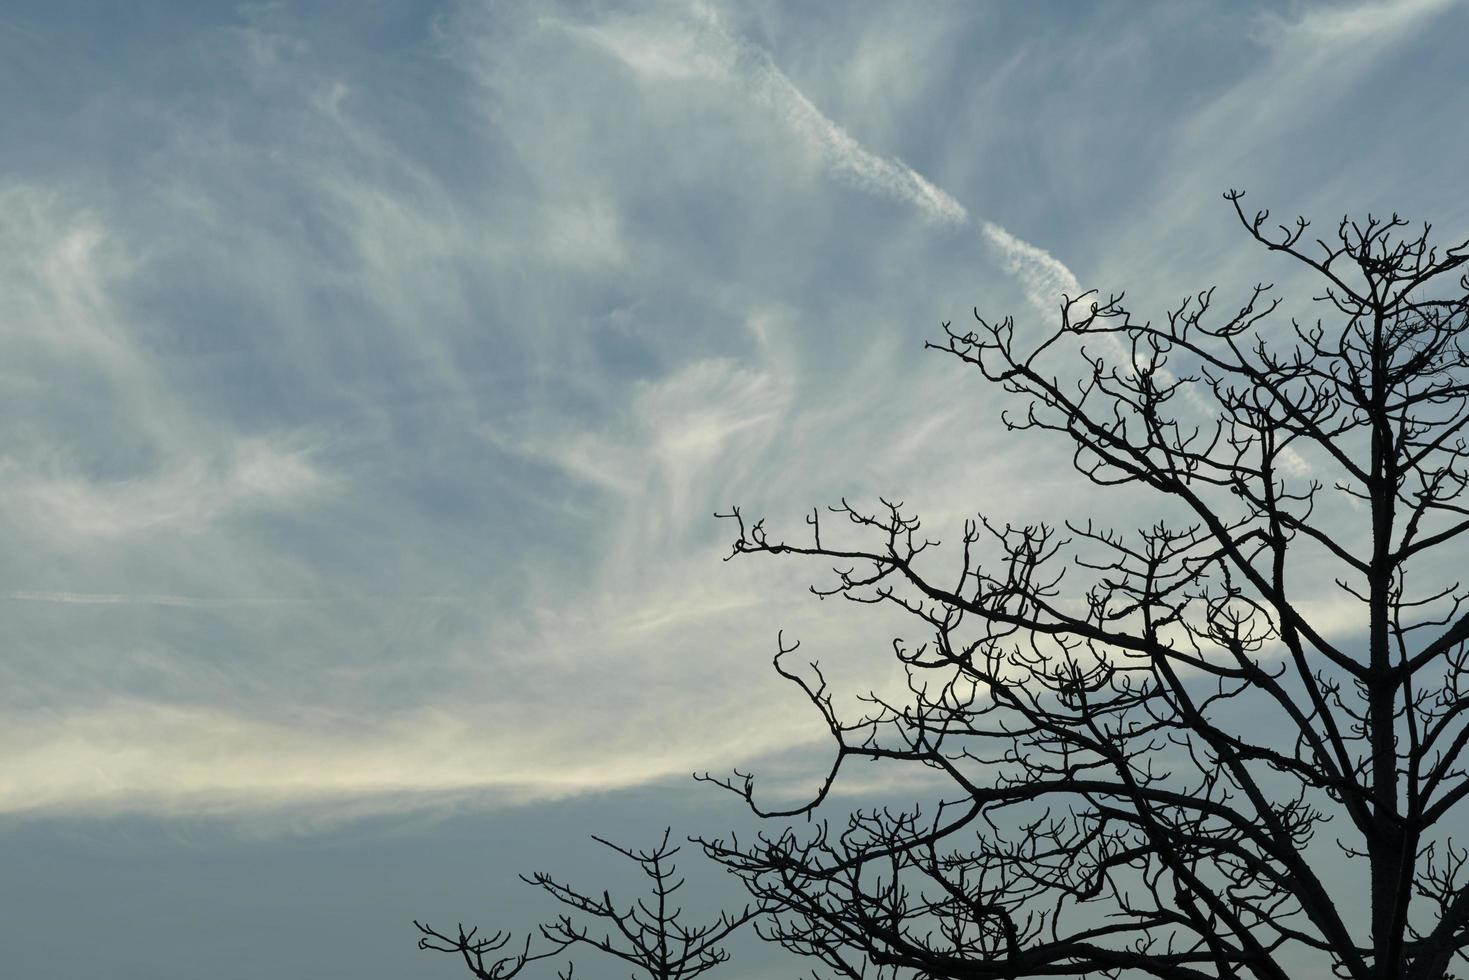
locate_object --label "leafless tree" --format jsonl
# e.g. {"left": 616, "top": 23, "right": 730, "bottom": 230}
{"left": 417, "top": 829, "right": 761, "bottom": 980}
{"left": 698, "top": 193, "right": 1469, "bottom": 980}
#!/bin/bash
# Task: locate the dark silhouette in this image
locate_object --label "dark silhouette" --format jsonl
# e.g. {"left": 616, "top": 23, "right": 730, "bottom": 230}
{"left": 697, "top": 193, "right": 1469, "bottom": 980}
{"left": 417, "top": 829, "right": 761, "bottom": 980}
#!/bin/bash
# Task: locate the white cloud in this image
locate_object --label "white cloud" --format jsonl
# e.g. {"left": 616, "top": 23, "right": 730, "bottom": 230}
{"left": 0, "top": 17, "right": 1163, "bottom": 824}
{"left": 555, "top": 3, "right": 967, "bottom": 224}
{"left": 4, "top": 0, "right": 1449, "bottom": 829}
{"left": 1257, "top": 0, "right": 1458, "bottom": 46}
{"left": 0, "top": 438, "right": 328, "bottom": 544}
{"left": 0, "top": 679, "right": 831, "bottom": 819}
{"left": 1109, "top": 0, "right": 1465, "bottom": 290}
{"left": 566, "top": 16, "right": 735, "bottom": 81}
{"left": 0, "top": 81, "right": 829, "bottom": 818}
{"left": 981, "top": 220, "right": 1085, "bottom": 319}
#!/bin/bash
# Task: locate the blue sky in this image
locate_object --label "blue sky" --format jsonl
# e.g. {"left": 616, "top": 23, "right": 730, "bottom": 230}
{"left": 2, "top": 1, "right": 1467, "bottom": 977}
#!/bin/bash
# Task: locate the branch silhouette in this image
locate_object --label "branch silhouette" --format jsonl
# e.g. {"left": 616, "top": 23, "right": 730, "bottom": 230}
{"left": 418, "top": 829, "right": 764, "bottom": 980}
{"left": 695, "top": 193, "right": 1469, "bottom": 980}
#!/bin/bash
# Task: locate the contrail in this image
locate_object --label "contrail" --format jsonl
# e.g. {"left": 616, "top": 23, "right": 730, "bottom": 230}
{"left": 725, "top": 28, "right": 968, "bottom": 225}
{"left": 981, "top": 220, "right": 1086, "bottom": 318}
{"left": 562, "top": 4, "right": 967, "bottom": 225}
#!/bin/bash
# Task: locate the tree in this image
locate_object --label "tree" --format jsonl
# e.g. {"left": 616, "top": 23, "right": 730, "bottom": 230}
{"left": 416, "top": 829, "right": 762, "bottom": 980}
{"left": 698, "top": 193, "right": 1469, "bottom": 980}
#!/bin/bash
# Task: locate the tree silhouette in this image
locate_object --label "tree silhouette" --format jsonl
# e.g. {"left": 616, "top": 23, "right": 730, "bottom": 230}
{"left": 698, "top": 193, "right": 1469, "bottom": 980}
{"left": 417, "top": 829, "right": 761, "bottom": 980}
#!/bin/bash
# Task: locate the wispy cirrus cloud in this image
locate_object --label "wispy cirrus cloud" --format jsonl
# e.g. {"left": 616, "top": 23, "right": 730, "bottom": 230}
{"left": 0, "top": 438, "right": 328, "bottom": 544}
{"left": 0, "top": 0, "right": 1089, "bottom": 822}
{"left": 4, "top": 0, "right": 1459, "bottom": 829}
{"left": 552, "top": 2, "right": 967, "bottom": 224}
{"left": 6, "top": 4, "right": 1469, "bottom": 978}
{"left": 1255, "top": 0, "right": 1459, "bottom": 47}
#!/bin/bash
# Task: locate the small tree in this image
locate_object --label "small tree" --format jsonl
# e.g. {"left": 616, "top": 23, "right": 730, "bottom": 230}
{"left": 699, "top": 193, "right": 1469, "bottom": 980}
{"left": 417, "top": 829, "right": 761, "bottom": 980}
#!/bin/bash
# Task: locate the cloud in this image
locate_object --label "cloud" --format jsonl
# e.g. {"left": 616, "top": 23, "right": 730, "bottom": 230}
{"left": 1232, "top": 0, "right": 1461, "bottom": 133}
{"left": 555, "top": 3, "right": 967, "bottom": 224}
{"left": 981, "top": 220, "right": 1085, "bottom": 319}
{"left": 0, "top": 184, "right": 333, "bottom": 542}
{"left": 1256, "top": 0, "right": 1458, "bottom": 46}
{"left": 0, "top": 10, "right": 1082, "bottom": 827}
{"left": 1096, "top": 0, "right": 1466, "bottom": 297}
{"left": 4, "top": 591, "right": 297, "bottom": 607}
{"left": 0, "top": 695, "right": 828, "bottom": 819}
{"left": 0, "top": 438, "right": 328, "bottom": 544}
{"left": 0, "top": 9, "right": 862, "bottom": 820}
{"left": 3, "top": 0, "right": 1454, "bottom": 828}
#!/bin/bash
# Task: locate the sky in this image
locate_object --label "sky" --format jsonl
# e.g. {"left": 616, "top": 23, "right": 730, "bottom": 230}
{"left": 1, "top": 1, "right": 1468, "bottom": 978}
